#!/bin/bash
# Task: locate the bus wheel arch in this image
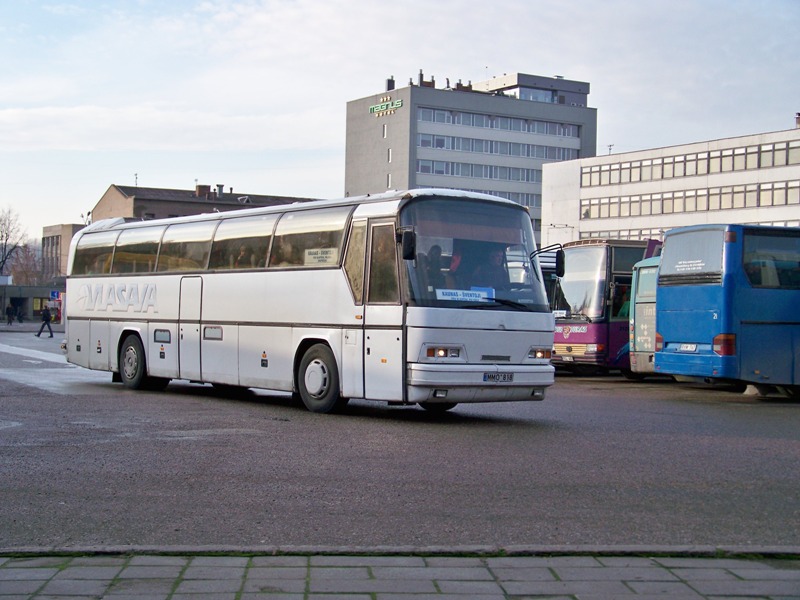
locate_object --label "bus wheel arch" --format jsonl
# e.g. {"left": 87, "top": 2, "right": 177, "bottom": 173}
{"left": 117, "top": 331, "right": 169, "bottom": 391}
{"left": 295, "top": 342, "right": 347, "bottom": 413}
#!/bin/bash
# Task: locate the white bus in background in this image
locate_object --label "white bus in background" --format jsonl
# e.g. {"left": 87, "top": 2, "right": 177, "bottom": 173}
{"left": 65, "top": 189, "right": 557, "bottom": 413}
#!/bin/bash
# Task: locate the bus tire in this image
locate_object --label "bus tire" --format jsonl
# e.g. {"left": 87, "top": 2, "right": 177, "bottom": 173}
{"left": 119, "top": 334, "right": 147, "bottom": 390}
{"left": 298, "top": 344, "right": 345, "bottom": 413}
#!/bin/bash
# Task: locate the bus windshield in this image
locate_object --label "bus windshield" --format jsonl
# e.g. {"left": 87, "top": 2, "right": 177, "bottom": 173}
{"left": 550, "top": 246, "right": 607, "bottom": 320}
{"left": 400, "top": 198, "right": 549, "bottom": 312}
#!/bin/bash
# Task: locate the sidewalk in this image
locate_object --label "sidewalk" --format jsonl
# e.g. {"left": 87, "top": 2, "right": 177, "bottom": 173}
{"left": 1, "top": 550, "right": 798, "bottom": 599}
{"left": 0, "top": 321, "right": 64, "bottom": 336}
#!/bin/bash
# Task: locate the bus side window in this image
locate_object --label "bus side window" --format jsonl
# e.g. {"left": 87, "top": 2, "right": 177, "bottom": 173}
{"left": 367, "top": 225, "right": 399, "bottom": 304}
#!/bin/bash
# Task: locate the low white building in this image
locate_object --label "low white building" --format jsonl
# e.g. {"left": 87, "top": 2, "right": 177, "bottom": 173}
{"left": 542, "top": 123, "right": 800, "bottom": 246}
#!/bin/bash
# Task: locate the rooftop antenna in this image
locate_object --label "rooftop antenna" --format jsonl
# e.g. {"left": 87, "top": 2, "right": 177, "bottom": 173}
{"left": 607, "top": 144, "right": 614, "bottom": 155}
{"left": 134, "top": 172, "right": 138, "bottom": 186}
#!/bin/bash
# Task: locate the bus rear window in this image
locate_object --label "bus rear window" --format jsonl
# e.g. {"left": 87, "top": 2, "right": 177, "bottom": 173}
{"left": 659, "top": 229, "right": 724, "bottom": 280}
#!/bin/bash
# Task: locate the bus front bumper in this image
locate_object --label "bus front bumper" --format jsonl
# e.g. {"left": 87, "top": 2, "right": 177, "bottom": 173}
{"left": 406, "top": 363, "right": 554, "bottom": 403}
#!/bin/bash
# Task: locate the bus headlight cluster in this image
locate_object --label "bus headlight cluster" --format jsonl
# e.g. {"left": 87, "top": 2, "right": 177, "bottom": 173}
{"left": 528, "top": 347, "right": 552, "bottom": 359}
{"left": 425, "top": 346, "right": 463, "bottom": 360}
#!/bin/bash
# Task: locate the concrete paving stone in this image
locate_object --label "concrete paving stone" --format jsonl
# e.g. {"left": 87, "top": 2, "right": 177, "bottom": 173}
{"left": 306, "top": 595, "right": 372, "bottom": 600}
{"left": 0, "top": 559, "right": 8, "bottom": 567}
{"left": 308, "top": 566, "right": 370, "bottom": 579}
{"left": 241, "top": 577, "right": 307, "bottom": 594}
{"left": 0, "top": 579, "right": 45, "bottom": 594}
{"left": 173, "top": 578, "right": 242, "bottom": 594}
{"left": 0, "top": 567, "right": 60, "bottom": 581}
{"left": 68, "top": 556, "right": 128, "bottom": 567}
{"left": 249, "top": 556, "right": 308, "bottom": 568}
{"left": 310, "top": 555, "right": 426, "bottom": 567}
{"left": 670, "top": 567, "right": 742, "bottom": 581}
{"left": 126, "top": 555, "right": 189, "bottom": 567}
{"left": 2, "top": 557, "right": 66, "bottom": 569}
{"left": 370, "top": 566, "right": 493, "bottom": 580}
{"left": 245, "top": 566, "right": 307, "bottom": 580}
{"left": 490, "top": 566, "right": 556, "bottom": 581}
{"left": 33, "top": 596, "right": 100, "bottom": 600}
{"left": 626, "top": 580, "right": 705, "bottom": 596}
{"left": 38, "top": 578, "right": 111, "bottom": 596}
{"left": 241, "top": 595, "right": 304, "bottom": 600}
{"left": 188, "top": 556, "right": 250, "bottom": 567}
{"left": 117, "top": 565, "right": 184, "bottom": 579}
{"left": 596, "top": 556, "right": 661, "bottom": 567}
{"left": 500, "top": 579, "right": 633, "bottom": 596}
{"left": 171, "top": 593, "right": 238, "bottom": 600}
{"left": 379, "top": 595, "right": 505, "bottom": 600}
{"left": 104, "top": 576, "right": 176, "bottom": 595}
{"left": 486, "top": 556, "right": 601, "bottom": 568}
{"left": 425, "top": 557, "right": 487, "bottom": 567}
{"left": 51, "top": 565, "right": 123, "bottom": 579}
{"left": 731, "top": 567, "right": 800, "bottom": 580}
{"left": 553, "top": 566, "right": 680, "bottom": 581}
{"left": 101, "top": 594, "right": 170, "bottom": 600}
{"left": 654, "top": 557, "right": 774, "bottom": 569}
{"left": 691, "top": 578, "right": 800, "bottom": 596}
{"left": 436, "top": 578, "right": 507, "bottom": 595}
{"left": 308, "top": 577, "right": 438, "bottom": 594}
{"left": 181, "top": 565, "right": 246, "bottom": 579}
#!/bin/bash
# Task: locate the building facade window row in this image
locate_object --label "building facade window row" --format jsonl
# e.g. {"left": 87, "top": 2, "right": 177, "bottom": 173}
{"left": 580, "top": 179, "right": 800, "bottom": 220}
{"left": 581, "top": 140, "right": 800, "bottom": 187}
{"left": 418, "top": 107, "right": 580, "bottom": 138}
{"left": 418, "top": 133, "right": 578, "bottom": 161}
{"left": 580, "top": 219, "right": 800, "bottom": 242}
{"left": 417, "top": 160, "right": 542, "bottom": 183}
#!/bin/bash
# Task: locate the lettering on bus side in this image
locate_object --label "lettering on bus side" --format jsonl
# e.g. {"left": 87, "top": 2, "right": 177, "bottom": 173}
{"left": 76, "top": 283, "right": 158, "bottom": 313}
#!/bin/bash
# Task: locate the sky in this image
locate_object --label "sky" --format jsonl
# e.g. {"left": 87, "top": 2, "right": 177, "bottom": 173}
{"left": 1, "top": 0, "right": 799, "bottom": 239}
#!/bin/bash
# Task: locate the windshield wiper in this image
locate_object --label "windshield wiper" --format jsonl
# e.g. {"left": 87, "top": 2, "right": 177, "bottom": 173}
{"left": 466, "top": 298, "right": 532, "bottom": 312}
{"left": 570, "top": 311, "right": 593, "bottom": 323}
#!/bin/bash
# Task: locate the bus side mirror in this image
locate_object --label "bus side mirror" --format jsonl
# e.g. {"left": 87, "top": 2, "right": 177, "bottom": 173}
{"left": 401, "top": 230, "right": 416, "bottom": 260}
{"left": 555, "top": 249, "right": 565, "bottom": 278}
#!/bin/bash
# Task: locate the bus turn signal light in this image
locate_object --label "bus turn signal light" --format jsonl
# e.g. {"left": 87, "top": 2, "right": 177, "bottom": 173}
{"left": 713, "top": 334, "right": 736, "bottom": 356}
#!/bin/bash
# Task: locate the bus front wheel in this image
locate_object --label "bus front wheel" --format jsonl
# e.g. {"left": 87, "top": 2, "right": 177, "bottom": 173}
{"left": 120, "top": 334, "right": 147, "bottom": 390}
{"left": 298, "top": 344, "right": 347, "bottom": 413}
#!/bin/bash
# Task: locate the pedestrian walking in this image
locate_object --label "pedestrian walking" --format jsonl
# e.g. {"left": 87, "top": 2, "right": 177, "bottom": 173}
{"left": 5, "top": 304, "right": 14, "bottom": 326}
{"left": 36, "top": 306, "right": 53, "bottom": 338}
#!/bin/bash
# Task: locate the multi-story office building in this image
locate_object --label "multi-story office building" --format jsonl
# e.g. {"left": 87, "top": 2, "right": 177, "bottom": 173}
{"left": 345, "top": 71, "right": 597, "bottom": 240}
{"left": 542, "top": 123, "right": 800, "bottom": 246}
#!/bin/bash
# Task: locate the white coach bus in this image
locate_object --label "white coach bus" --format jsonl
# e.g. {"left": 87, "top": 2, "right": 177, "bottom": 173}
{"left": 64, "top": 189, "right": 557, "bottom": 413}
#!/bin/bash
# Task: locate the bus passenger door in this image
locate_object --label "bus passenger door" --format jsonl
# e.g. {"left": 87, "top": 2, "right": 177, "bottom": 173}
{"left": 179, "top": 276, "right": 202, "bottom": 381}
{"left": 363, "top": 223, "right": 404, "bottom": 401}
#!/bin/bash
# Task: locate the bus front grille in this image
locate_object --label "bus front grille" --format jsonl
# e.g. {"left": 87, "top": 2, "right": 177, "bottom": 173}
{"left": 554, "top": 343, "right": 588, "bottom": 356}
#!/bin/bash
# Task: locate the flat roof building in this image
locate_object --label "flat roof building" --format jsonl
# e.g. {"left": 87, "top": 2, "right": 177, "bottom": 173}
{"left": 345, "top": 71, "right": 597, "bottom": 241}
{"left": 542, "top": 125, "right": 800, "bottom": 246}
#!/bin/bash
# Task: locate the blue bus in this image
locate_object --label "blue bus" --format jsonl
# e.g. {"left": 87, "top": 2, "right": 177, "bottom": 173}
{"left": 629, "top": 255, "right": 661, "bottom": 376}
{"left": 654, "top": 224, "right": 800, "bottom": 397}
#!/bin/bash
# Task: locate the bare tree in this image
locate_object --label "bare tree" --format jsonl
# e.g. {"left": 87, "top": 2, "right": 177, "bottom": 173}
{"left": 10, "top": 243, "right": 42, "bottom": 285}
{"left": 0, "top": 206, "right": 26, "bottom": 276}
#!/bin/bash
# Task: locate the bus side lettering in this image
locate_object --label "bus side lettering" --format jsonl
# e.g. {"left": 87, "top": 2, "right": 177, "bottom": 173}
{"left": 77, "top": 283, "right": 158, "bottom": 313}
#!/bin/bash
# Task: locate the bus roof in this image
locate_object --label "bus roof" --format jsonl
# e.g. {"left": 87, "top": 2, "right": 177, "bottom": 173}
{"left": 79, "top": 188, "right": 523, "bottom": 234}
{"left": 663, "top": 223, "right": 800, "bottom": 238}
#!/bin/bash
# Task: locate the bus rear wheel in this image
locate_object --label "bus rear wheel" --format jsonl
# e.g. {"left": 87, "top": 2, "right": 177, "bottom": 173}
{"left": 298, "top": 344, "right": 347, "bottom": 413}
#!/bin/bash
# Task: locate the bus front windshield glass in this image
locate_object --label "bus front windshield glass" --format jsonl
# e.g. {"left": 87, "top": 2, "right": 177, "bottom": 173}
{"left": 400, "top": 197, "right": 549, "bottom": 312}
{"left": 550, "top": 246, "right": 607, "bottom": 320}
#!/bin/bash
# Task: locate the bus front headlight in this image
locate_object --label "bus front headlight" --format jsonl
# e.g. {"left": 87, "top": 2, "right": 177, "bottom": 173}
{"left": 423, "top": 345, "right": 465, "bottom": 361}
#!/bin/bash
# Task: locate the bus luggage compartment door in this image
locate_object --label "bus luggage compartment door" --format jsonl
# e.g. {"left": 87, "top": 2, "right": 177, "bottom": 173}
{"left": 179, "top": 276, "right": 202, "bottom": 381}
{"left": 363, "top": 305, "right": 403, "bottom": 401}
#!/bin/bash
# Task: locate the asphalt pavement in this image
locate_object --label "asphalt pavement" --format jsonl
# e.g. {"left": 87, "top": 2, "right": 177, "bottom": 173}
{"left": 2, "top": 321, "right": 799, "bottom": 598}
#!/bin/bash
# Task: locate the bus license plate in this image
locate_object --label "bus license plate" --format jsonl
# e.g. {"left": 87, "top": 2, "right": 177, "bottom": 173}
{"left": 484, "top": 372, "right": 514, "bottom": 383}
{"left": 679, "top": 343, "right": 697, "bottom": 352}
